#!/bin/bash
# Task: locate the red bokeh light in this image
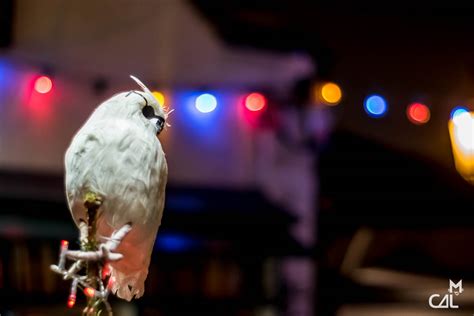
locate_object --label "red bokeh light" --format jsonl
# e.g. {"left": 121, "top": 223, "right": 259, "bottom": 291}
{"left": 67, "top": 294, "right": 76, "bottom": 308}
{"left": 244, "top": 92, "right": 266, "bottom": 112}
{"left": 84, "top": 287, "right": 95, "bottom": 298}
{"left": 34, "top": 76, "right": 53, "bottom": 94}
{"left": 24, "top": 74, "right": 55, "bottom": 123}
{"left": 407, "top": 103, "right": 430, "bottom": 124}
{"left": 102, "top": 263, "right": 111, "bottom": 279}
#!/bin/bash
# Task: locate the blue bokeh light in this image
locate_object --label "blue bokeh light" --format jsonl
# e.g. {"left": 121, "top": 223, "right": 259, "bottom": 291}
{"left": 0, "top": 60, "right": 8, "bottom": 88}
{"left": 450, "top": 106, "right": 468, "bottom": 120}
{"left": 364, "top": 95, "right": 388, "bottom": 117}
{"left": 195, "top": 93, "right": 217, "bottom": 113}
{"left": 156, "top": 233, "right": 198, "bottom": 252}
{"left": 173, "top": 90, "right": 225, "bottom": 145}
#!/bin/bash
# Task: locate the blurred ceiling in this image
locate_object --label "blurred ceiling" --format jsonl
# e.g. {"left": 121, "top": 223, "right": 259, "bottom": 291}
{"left": 191, "top": 1, "right": 474, "bottom": 77}
{"left": 6, "top": 0, "right": 313, "bottom": 88}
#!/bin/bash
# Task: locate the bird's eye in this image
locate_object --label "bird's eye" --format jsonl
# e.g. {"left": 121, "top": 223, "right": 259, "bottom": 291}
{"left": 142, "top": 105, "right": 155, "bottom": 119}
{"left": 142, "top": 105, "right": 165, "bottom": 134}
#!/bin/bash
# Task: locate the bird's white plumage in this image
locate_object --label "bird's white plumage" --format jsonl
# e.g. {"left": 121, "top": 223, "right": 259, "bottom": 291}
{"left": 65, "top": 76, "right": 168, "bottom": 301}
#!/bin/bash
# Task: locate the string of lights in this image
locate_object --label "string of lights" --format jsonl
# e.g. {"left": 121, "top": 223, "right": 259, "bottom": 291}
{"left": 2, "top": 60, "right": 471, "bottom": 127}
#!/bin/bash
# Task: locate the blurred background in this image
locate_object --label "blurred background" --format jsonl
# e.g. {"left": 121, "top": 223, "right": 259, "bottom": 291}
{"left": 0, "top": 1, "right": 474, "bottom": 315}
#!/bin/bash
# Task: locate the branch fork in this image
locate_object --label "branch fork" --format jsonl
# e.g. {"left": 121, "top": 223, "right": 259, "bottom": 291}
{"left": 50, "top": 192, "right": 131, "bottom": 315}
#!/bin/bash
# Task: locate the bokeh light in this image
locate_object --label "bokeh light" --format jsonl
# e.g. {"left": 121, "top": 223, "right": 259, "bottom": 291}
{"left": 451, "top": 106, "right": 469, "bottom": 123}
{"left": 34, "top": 76, "right": 53, "bottom": 94}
{"left": 453, "top": 111, "right": 474, "bottom": 151}
{"left": 449, "top": 111, "right": 474, "bottom": 184}
{"left": 244, "top": 92, "right": 266, "bottom": 111}
{"left": 152, "top": 91, "right": 165, "bottom": 107}
{"left": 407, "top": 102, "right": 430, "bottom": 125}
{"left": 67, "top": 294, "right": 76, "bottom": 308}
{"left": 84, "top": 287, "right": 95, "bottom": 298}
{"left": 364, "top": 95, "right": 387, "bottom": 117}
{"left": 156, "top": 233, "right": 198, "bottom": 252}
{"left": 0, "top": 60, "right": 7, "bottom": 87}
{"left": 320, "top": 82, "right": 342, "bottom": 105}
{"left": 195, "top": 93, "right": 217, "bottom": 113}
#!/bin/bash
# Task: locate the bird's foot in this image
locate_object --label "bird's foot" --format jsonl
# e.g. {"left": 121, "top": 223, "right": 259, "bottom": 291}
{"left": 104, "top": 224, "right": 132, "bottom": 252}
{"left": 66, "top": 223, "right": 132, "bottom": 262}
{"left": 66, "top": 244, "right": 123, "bottom": 262}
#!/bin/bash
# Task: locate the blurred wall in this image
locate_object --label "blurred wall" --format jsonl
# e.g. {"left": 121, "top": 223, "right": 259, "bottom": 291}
{"left": 0, "top": 0, "right": 313, "bottom": 187}
{"left": 0, "top": 4, "right": 321, "bottom": 316}
{"left": 0, "top": 0, "right": 322, "bottom": 251}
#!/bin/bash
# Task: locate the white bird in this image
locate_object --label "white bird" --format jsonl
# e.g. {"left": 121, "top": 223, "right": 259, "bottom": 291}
{"left": 64, "top": 76, "right": 168, "bottom": 301}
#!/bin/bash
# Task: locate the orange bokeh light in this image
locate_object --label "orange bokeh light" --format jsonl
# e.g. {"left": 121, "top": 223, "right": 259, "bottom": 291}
{"left": 84, "top": 287, "right": 95, "bottom": 298}
{"left": 320, "top": 82, "right": 342, "bottom": 105}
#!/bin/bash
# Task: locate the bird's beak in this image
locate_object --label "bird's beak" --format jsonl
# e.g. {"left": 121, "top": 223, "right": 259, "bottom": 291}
{"left": 156, "top": 117, "right": 165, "bottom": 135}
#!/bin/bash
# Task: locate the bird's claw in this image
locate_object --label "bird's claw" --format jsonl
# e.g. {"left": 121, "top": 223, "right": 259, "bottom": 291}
{"left": 100, "top": 244, "right": 124, "bottom": 261}
{"left": 66, "top": 245, "right": 124, "bottom": 262}
{"left": 66, "top": 224, "right": 131, "bottom": 263}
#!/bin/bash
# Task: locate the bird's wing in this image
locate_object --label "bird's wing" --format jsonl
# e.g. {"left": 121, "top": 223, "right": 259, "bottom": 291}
{"left": 65, "top": 118, "right": 166, "bottom": 228}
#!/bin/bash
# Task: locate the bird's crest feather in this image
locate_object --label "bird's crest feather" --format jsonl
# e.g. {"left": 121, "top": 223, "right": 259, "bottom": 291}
{"left": 129, "top": 75, "right": 173, "bottom": 123}
{"left": 130, "top": 75, "right": 152, "bottom": 95}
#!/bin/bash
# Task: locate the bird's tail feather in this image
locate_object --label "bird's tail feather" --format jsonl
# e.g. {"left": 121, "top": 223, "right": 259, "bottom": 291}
{"left": 110, "top": 267, "right": 147, "bottom": 301}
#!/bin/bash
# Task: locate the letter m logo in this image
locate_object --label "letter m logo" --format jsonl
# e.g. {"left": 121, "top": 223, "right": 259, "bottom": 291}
{"left": 449, "top": 280, "right": 463, "bottom": 294}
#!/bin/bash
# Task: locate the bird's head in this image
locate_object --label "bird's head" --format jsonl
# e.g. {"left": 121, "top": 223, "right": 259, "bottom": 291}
{"left": 128, "top": 75, "right": 168, "bottom": 135}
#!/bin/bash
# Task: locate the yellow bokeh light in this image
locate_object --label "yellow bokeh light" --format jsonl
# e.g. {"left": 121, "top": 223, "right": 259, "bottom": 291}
{"left": 152, "top": 91, "right": 165, "bottom": 107}
{"left": 320, "top": 82, "right": 342, "bottom": 105}
{"left": 449, "top": 111, "right": 474, "bottom": 184}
